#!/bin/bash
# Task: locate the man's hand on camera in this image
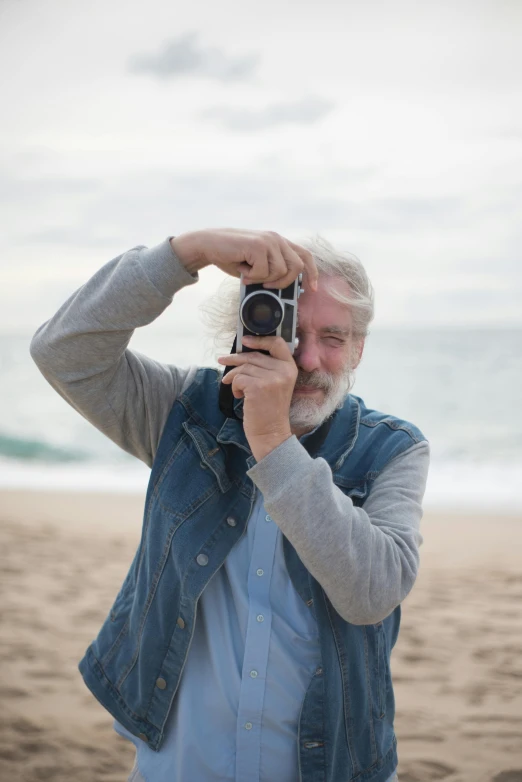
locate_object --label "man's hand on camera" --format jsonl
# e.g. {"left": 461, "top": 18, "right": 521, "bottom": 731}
{"left": 170, "top": 228, "right": 318, "bottom": 291}
{"left": 217, "top": 334, "right": 297, "bottom": 461}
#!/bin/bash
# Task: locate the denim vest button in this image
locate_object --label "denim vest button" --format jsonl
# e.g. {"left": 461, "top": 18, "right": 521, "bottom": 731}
{"left": 138, "top": 733, "right": 148, "bottom": 742}
{"left": 196, "top": 554, "right": 209, "bottom": 566}
{"left": 177, "top": 617, "right": 185, "bottom": 629}
{"left": 226, "top": 516, "right": 237, "bottom": 527}
{"left": 156, "top": 677, "right": 167, "bottom": 690}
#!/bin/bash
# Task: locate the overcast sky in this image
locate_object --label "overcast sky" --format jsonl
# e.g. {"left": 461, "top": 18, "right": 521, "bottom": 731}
{"left": 1, "top": 0, "right": 521, "bottom": 333}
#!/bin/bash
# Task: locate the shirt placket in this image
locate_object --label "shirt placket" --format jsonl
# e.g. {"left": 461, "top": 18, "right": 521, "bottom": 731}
{"left": 235, "top": 507, "right": 279, "bottom": 782}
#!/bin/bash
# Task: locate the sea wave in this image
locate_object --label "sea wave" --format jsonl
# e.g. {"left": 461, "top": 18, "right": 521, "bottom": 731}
{"left": 0, "top": 431, "right": 90, "bottom": 463}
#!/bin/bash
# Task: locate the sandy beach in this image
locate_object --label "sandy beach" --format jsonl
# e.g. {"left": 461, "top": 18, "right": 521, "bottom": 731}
{"left": 1, "top": 489, "right": 521, "bottom": 782}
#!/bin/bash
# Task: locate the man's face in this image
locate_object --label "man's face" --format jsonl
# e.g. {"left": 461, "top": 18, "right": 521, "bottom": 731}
{"left": 289, "top": 275, "right": 364, "bottom": 432}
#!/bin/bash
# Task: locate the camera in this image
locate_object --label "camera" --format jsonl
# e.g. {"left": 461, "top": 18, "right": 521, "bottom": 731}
{"left": 237, "top": 274, "right": 304, "bottom": 355}
{"left": 218, "top": 273, "right": 305, "bottom": 419}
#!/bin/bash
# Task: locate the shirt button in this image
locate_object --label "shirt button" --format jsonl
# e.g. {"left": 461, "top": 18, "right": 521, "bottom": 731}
{"left": 250, "top": 670, "right": 258, "bottom": 678}
{"left": 265, "top": 514, "right": 272, "bottom": 522}
{"left": 256, "top": 569, "right": 264, "bottom": 576}
{"left": 177, "top": 617, "right": 185, "bottom": 629}
{"left": 256, "top": 614, "right": 264, "bottom": 623}
{"left": 156, "top": 677, "right": 167, "bottom": 690}
{"left": 196, "top": 554, "right": 209, "bottom": 566}
{"left": 245, "top": 722, "right": 253, "bottom": 730}
{"left": 226, "top": 516, "right": 237, "bottom": 527}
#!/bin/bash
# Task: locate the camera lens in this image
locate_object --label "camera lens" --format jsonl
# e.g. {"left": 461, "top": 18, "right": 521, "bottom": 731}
{"left": 240, "top": 292, "right": 283, "bottom": 335}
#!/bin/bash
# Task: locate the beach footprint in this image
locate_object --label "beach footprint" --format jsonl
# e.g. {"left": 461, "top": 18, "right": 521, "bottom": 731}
{"left": 492, "top": 773, "right": 522, "bottom": 782}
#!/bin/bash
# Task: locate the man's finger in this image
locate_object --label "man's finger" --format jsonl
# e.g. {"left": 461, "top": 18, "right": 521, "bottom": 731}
{"left": 243, "top": 238, "right": 287, "bottom": 284}
{"left": 221, "top": 363, "right": 266, "bottom": 384}
{"left": 243, "top": 241, "right": 270, "bottom": 281}
{"left": 240, "top": 335, "right": 293, "bottom": 362}
{"left": 262, "top": 244, "right": 304, "bottom": 290}
{"left": 266, "top": 245, "right": 290, "bottom": 282}
{"left": 287, "top": 240, "right": 318, "bottom": 291}
{"left": 218, "top": 351, "right": 279, "bottom": 371}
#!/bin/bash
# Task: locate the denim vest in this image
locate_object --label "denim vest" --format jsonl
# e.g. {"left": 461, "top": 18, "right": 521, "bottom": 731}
{"left": 79, "top": 368, "right": 426, "bottom": 782}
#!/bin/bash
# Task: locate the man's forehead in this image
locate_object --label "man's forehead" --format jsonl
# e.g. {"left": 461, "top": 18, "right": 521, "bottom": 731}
{"left": 298, "top": 283, "right": 354, "bottom": 332}
{"left": 301, "top": 275, "right": 354, "bottom": 307}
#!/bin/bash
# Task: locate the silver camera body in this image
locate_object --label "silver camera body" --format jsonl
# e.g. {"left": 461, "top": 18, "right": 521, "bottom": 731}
{"left": 237, "top": 274, "right": 304, "bottom": 355}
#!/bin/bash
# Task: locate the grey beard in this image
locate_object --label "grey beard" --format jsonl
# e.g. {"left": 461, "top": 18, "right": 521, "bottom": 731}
{"left": 289, "top": 367, "right": 354, "bottom": 431}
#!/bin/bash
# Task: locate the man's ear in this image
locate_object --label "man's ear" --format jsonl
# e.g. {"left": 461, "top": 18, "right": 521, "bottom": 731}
{"left": 352, "top": 338, "right": 365, "bottom": 369}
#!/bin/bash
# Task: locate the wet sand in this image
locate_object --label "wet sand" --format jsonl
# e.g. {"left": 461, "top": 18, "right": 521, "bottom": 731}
{"left": 1, "top": 489, "right": 521, "bottom": 782}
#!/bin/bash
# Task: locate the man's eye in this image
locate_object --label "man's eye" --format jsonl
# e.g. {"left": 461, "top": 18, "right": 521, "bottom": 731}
{"left": 325, "top": 337, "right": 345, "bottom": 345}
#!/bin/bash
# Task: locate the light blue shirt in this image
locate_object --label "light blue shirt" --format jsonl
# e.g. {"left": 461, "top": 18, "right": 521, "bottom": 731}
{"left": 114, "top": 489, "right": 398, "bottom": 782}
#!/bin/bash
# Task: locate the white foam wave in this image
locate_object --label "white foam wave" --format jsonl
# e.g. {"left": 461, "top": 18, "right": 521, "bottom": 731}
{"left": 0, "top": 457, "right": 150, "bottom": 493}
{"left": 1, "top": 457, "right": 521, "bottom": 514}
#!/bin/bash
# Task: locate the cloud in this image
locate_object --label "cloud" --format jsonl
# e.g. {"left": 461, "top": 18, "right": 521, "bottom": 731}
{"left": 356, "top": 196, "right": 464, "bottom": 233}
{"left": 4, "top": 165, "right": 522, "bottom": 330}
{"left": 127, "top": 32, "right": 258, "bottom": 82}
{"left": 19, "top": 227, "right": 120, "bottom": 248}
{"left": 0, "top": 172, "right": 100, "bottom": 202}
{"left": 6, "top": 166, "right": 522, "bottom": 328}
{"left": 493, "top": 127, "right": 522, "bottom": 141}
{"left": 12, "top": 167, "right": 378, "bottom": 253}
{"left": 200, "top": 96, "right": 334, "bottom": 131}
{"left": 0, "top": 172, "right": 103, "bottom": 248}
{"left": 5, "top": 169, "right": 492, "bottom": 257}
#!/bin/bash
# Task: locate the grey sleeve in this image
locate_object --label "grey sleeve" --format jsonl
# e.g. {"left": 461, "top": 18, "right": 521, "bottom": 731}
{"left": 29, "top": 237, "right": 200, "bottom": 468}
{"left": 247, "top": 437, "right": 430, "bottom": 625}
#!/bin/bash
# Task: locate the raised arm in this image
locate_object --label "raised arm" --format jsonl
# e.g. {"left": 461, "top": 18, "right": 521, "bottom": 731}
{"left": 29, "top": 230, "right": 316, "bottom": 467}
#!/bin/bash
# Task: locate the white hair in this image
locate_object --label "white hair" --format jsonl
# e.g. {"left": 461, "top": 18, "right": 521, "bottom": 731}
{"left": 199, "top": 234, "right": 374, "bottom": 361}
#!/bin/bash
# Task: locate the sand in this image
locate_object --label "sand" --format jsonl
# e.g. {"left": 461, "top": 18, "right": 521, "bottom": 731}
{"left": 1, "top": 488, "right": 521, "bottom": 782}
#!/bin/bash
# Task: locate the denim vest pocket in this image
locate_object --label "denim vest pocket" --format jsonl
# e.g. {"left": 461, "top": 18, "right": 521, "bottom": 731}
{"left": 110, "top": 581, "right": 134, "bottom": 624}
{"left": 152, "top": 428, "right": 227, "bottom": 518}
{"left": 109, "top": 548, "right": 140, "bottom": 622}
{"left": 101, "top": 559, "right": 139, "bottom": 665}
{"left": 100, "top": 587, "right": 135, "bottom": 668}
{"left": 183, "top": 422, "right": 233, "bottom": 493}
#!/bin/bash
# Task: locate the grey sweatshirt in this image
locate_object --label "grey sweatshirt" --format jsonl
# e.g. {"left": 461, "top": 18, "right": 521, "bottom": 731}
{"left": 30, "top": 237, "right": 430, "bottom": 626}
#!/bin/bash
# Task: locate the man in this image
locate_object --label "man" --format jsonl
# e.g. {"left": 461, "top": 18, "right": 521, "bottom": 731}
{"left": 30, "top": 228, "right": 429, "bottom": 782}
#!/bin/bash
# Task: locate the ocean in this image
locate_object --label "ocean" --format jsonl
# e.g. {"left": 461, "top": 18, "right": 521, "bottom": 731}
{"left": 1, "top": 327, "right": 521, "bottom": 512}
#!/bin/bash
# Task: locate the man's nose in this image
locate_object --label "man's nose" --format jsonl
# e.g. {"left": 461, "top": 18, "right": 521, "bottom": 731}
{"left": 294, "top": 338, "right": 321, "bottom": 373}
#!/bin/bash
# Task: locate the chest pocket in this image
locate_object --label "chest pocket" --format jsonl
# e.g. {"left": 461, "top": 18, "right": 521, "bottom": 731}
{"left": 183, "top": 422, "right": 233, "bottom": 493}
{"left": 153, "top": 423, "right": 232, "bottom": 519}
